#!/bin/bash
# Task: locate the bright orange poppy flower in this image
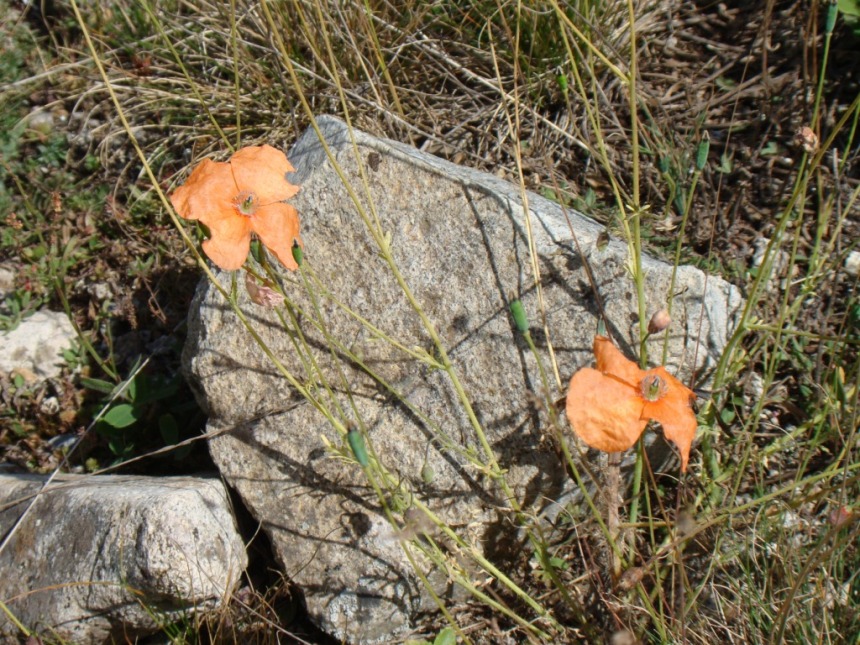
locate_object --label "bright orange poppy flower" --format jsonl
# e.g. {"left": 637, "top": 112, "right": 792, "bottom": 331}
{"left": 170, "top": 145, "right": 301, "bottom": 271}
{"left": 566, "top": 335, "right": 697, "bottom": 471}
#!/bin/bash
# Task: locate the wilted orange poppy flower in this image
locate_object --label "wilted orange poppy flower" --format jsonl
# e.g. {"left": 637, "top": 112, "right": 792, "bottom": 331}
{"left": 566, "top": 335, "right": 697, "bottom": 471}
{"left": 170, "top": 145, "right": 301, "bottom": 271}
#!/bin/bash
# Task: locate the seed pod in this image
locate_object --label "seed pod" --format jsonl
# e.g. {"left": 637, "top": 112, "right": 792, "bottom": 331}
{"left": 420, "top": 463, "right": 435, "bottom": 484}
{"left": 510, "top": 299, "right": 529, "bottom": 334}
{"left": 291, "top": 239, "right": 303, "bottom": 267}
{"left": 250, "top": 239, "right": 265, "bottom": 265}
{"left": 347, "top": 427, "right": 369, "bottom": 467}
{"left": 825, "top": 1, "right": 837, "bottom": 34}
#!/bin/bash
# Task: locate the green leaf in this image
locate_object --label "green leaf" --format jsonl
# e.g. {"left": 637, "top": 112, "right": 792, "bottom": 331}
{"left": 695, "top": 135, "right": 710, "bottom": 171}
{"left": 715, "top": 76, "right": 736, "bottom": 91}
{"left": 134, "top": 374, "right": 179, "bottom": 405}
{"left": 433, "top": 628, "right": 457, "bottom": 645}
{"left": 108, "top": 434, "right": 133, "bottom": 457}
{"left": 102, "top": 403, "right": 140, "bottom": 429}
{"left": 839, "top": 0, "right": 860, "bottom": 17}
{"left": 126, "top": 375, "right": 139, "bottom": 401}
{"left": 584, "top": 187, "right": 596, "bottom": 208}
{"left": 549, "top": 556, "right": 568, "bottom": 571}
{"left": 250, "top": 238, "right": 264, "bottom": 264}
{"left": 80, "top": 376, "right": 116, "bottom": 394}
{"left": 760, "top": 141, "right": 779, "bottom": 157}
{"left": 159, "top": 413, "right": 179, "bottom": 445}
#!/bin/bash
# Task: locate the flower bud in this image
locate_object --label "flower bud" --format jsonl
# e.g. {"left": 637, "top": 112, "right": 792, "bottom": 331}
{"left": 648, "top": 309, "right": 672, "bottom": 334}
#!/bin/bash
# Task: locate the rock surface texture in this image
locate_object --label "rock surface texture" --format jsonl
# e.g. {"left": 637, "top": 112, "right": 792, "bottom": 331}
{"left": 184, "top": 116, "right": 743, "bottom": 643}
{"left": 0, "top": 310, "right": 76, "bottom": 380}
{"left": 0, "top": 473, "right": 247, "bottom": 643}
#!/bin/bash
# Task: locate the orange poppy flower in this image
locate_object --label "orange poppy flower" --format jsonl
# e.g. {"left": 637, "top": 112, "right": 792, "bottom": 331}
{"left": 566, "top": 335, "right": 697, "bottom": 472}
{"left": 170, "top": 145, "right": 301, "bottom": 271}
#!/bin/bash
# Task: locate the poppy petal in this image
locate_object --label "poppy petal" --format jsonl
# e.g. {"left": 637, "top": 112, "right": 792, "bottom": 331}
{"left": 170, "top": 159, "right": 237, "bottom": 222}
{"left": 566, "top": 368, "right": 648, "bottom": 453}
{"left": 640, "top": 366, "right": 697, "bottom": 471}
{"left": 201, "top": 213, "right": 252, "bottom": 271}
{"left": 252, "top": 202, "right": 302, "bottom": 271}
{"left": 230, "top": 145, "right": 300, "bottom": 204}
{"left": 593, "top": 335, "right": 644, "bottom": 388}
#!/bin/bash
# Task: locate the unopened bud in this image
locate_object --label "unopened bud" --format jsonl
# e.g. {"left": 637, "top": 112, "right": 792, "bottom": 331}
{"left": 509, "top": 299, "right": 529, "bottom": 334}
{"left": 648, "top": 309, "right": 672, "bottom": 334}
{"left": 291, "top": 239, "right": 303, "bottom": 267}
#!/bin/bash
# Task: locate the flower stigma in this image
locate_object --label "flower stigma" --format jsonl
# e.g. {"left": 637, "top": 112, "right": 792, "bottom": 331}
{"left": 234, "top": 190, "right": 258, "bottom": 217}
{"left": 640, "top": 374, "right": 667, "bottom": 402}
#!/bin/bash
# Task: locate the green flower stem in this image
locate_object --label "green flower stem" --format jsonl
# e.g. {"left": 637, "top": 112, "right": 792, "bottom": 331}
{"left": 0, "top": 601, "right": 31, "bottom": 637}
{"left": 138, "top": 0, "right": 232, "bottom": 151}
{"left": 408, "top": 498, "right": 561, "bottom": 635}
{"left": 352, "top": 439, "right": 560, "bottom": 636}
{"left": 662, "top": 144, "right": 707, "bottom": 366}
{"left": 298, "top": 264, "right": 444, "bottom": 369}
{"left": 261, "top": 0, "right": 522, "bottom": 520}
{"left": 348, "top": 456, "right": 474, "bottom": 644}
{"left": 557, "top": 433, "right": 624, "bottom": 562}
{"left": 398, "top": 542, "right": 472, "bottom": 645}
{"left": 267, "top": 264, "right": 482, "bottom": 467}
{"left": 626, "top": 438, "right": 645, "bottom": 558}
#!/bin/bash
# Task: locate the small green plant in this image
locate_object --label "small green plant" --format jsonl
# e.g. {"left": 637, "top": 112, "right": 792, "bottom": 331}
{"left": 83, "top": 368, "right": 201, "bottom": 463}
{"left": 0, "top": 288, "right": 43, "bottom": 331}
{"left": 838, "top": 0, "right": 860, "bottom": 36}
{"left": 405, "top": 626, "right": 457, "bottom": 645}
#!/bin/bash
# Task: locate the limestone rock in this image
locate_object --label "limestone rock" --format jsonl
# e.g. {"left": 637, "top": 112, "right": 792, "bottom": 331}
{"left": 183, "top": 116, "right": 743, "bottom": 642}
{"left": 0, "top": 473, "right": 247, "bottom": 643}
{"left": 0, "top": 310, "right": 76, "bottom": 380}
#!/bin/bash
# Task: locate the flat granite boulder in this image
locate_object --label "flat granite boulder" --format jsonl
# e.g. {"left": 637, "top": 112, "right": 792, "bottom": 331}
{"left": 0, "top": 473, "right": 247, "bottom": 643}
{"left": 183, "top": 116, "right": 743, "bottom": 643}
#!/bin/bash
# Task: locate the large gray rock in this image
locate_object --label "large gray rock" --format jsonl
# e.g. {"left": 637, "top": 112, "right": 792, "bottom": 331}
{"left": 0, "top": 473, "right": 247, "bottom": 643}
{"left": 184, "top": 116, "right": 743, "bottom": 643}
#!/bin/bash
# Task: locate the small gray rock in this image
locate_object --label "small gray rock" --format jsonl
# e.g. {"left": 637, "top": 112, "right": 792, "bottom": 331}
{"left": 0, "top": 310, "right": 77, "bottom": 380}
{"left": 0, "top": 473, "right": 248, "bottom": 643}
